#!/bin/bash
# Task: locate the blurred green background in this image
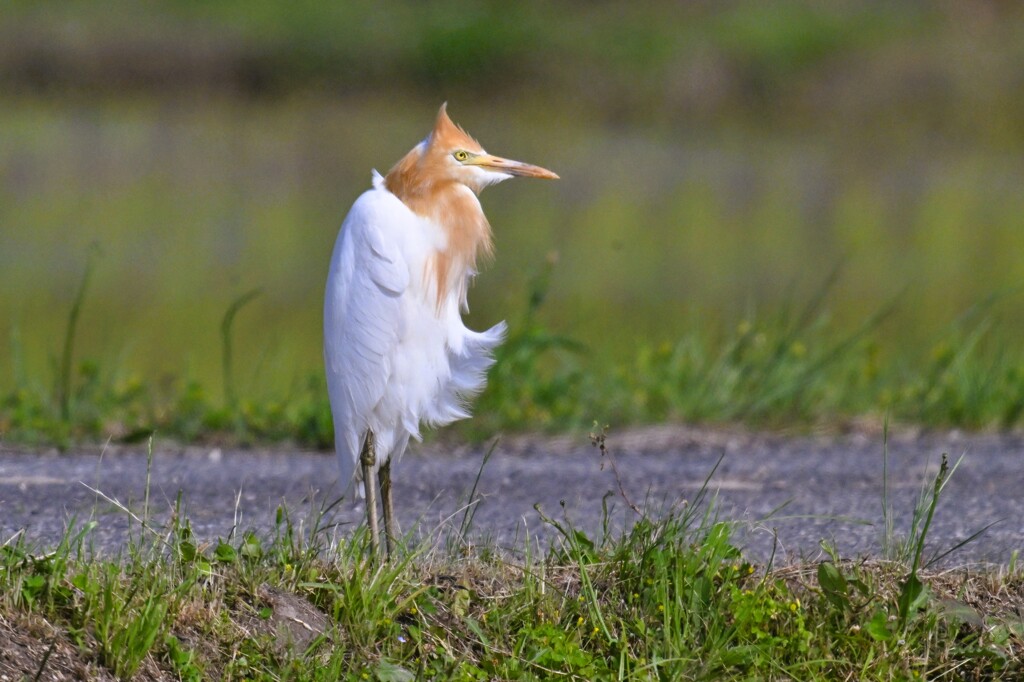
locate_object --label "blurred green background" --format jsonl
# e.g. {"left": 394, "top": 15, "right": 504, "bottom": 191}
{"left": 3, "top": 1, "right": 1024, "bottom": 429}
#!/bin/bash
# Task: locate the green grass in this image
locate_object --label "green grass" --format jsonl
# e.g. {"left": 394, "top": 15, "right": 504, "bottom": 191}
{"left": 7, "top": 261, "right": 1024, "bottom": 448}
{"left": 1, "top": 439, "right": 1021, "bottom": 680}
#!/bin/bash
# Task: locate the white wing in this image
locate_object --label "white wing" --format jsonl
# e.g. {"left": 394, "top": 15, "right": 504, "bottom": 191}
{"left": 324, "top": 181, "right": 411, "bottom": 497}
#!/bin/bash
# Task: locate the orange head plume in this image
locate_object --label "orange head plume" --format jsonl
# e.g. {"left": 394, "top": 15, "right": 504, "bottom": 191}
{"left": 383, "top": 104, "right": 558, "bottom": 308}
{"left": 387, "top": 104, "right": 558, "bottom": 199}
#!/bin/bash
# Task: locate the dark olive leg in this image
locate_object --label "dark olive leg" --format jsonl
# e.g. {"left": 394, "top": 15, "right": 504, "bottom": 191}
{"left": 360, "top": 431, "right": 381, "bottom": 558}
{"left": 380, "top": 460, "right": 396, "bottom": 559}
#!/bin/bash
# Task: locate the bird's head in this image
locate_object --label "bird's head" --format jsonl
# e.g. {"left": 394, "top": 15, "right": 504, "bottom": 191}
{"left": 390, "top": 103, "right": 558, "bottom": 196}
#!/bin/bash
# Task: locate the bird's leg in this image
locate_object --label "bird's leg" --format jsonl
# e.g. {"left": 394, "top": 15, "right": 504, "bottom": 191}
{"left": 380, "top": 460, "right": 397, "bottom": 559}
{"left": 360, "top": 431, "right": 381, "bottom": 558}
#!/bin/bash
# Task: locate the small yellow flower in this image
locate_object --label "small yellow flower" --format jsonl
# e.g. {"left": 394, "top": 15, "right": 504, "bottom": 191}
{"left": 657, "top": 604, "right": 664, "bottom": 612}
{"left": 577, "top": 616, "right": 584, "bottom": 626}
{"left": 409, "top": 606, "right": 418, "bottom": 615}
{"left": 592, "top": 626, "right": 599, "bottom": 635}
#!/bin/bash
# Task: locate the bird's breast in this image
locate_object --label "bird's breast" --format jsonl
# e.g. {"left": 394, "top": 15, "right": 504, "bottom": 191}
{"left": 384, "top": 194, "right": 486, "bottom": 313}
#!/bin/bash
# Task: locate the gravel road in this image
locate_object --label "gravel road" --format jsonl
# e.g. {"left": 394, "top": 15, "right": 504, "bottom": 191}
{"left": 1, "top": 426, "right": 1021, "bottom": 565}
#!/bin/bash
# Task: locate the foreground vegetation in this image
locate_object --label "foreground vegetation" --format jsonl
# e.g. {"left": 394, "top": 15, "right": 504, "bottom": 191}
{"left": 2, "top": 441, "right": 1021, "bottom": 680}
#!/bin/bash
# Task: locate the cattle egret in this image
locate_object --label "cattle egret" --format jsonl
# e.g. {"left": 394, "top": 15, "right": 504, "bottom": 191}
{"left": 324, "top": 104, "right": 558, "bottom": 557}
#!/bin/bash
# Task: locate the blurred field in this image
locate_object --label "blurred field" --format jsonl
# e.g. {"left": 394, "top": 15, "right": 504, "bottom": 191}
{"left": 3, "top": 1, "right": 1024, "bottom": 434}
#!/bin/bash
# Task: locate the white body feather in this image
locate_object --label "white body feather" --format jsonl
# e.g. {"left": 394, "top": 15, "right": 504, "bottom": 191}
{"left": 324, "top": 172, "right": 506, "bottom": 498}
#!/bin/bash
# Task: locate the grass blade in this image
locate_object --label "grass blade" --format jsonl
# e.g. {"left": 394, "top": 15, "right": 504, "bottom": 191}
{"left": 57, "top": 246, "right": 99, "bottom": 423}
{"left": 221, "top": 287, "right": 262, "bottom": 410}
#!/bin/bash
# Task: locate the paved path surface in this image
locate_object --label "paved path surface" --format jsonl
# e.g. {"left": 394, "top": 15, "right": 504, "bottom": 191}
{"left": 1, "top": 427, "right": 1021, "bottom": 565}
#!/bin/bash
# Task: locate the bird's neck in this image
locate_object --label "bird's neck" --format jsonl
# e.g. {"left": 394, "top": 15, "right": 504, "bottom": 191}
{"left": 385, "top": 154, "right": 493, "bottom": 310}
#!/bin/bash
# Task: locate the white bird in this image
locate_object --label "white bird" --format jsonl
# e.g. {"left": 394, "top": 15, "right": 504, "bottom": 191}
{"left": 324, "top": 104, "right": 558, "bottom": 557}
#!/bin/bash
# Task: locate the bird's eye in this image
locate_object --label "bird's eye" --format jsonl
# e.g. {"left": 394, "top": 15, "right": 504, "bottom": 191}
{"left": 453, "top": 150, "right": 469, "bottom": 162}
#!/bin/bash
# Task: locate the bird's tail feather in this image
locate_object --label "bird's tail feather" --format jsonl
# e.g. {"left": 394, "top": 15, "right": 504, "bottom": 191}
{"left": 426, "top": 321, "right": 506, "bottom": 426}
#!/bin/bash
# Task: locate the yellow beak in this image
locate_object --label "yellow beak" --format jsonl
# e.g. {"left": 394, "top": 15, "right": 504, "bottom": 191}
{"left": 469, "top": 154, "right": 559, "bottom": 180}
